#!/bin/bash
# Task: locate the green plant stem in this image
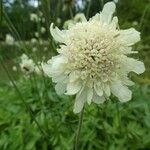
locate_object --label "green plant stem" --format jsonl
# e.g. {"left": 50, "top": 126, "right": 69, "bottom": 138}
{"left": 86, "top": 0, "right": 91, "bottom": 19}
{"left": 99, "top": 0, "right": 104, "bottom": 8}
{"left": 116, "top": 102, "right": 121, "bottom": 132}
{"left": 3, "top": 10, "right": 28, "bottom": 53}
{"left": 69, "top": 6, "right": 73, "bottom": 19}
{"left": 75, "top": 107, "right": 84, "bottom": 150}
{"left": 139, "top": 2, "right": 150, "bottom": 30}
{"left": 0, "top": 0, "right": 3, "bottom": 24}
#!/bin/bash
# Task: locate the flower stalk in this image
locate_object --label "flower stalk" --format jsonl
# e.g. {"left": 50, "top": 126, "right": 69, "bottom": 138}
{"left": 75, "top": 106, "right": 84, "bottom": 150}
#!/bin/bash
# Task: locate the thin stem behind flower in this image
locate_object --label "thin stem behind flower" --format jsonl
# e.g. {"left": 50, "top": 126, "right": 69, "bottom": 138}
{"left": 139, "top": 2, "right": 150, "bottom": 30}
{"left": 86, "top": 0, "right": 92, "bottom": 19}
{"left": 0, "top": 0, "right": 3, "bottom": 24}
{"left": 69, "top": 6, "right": 74, "bottom": 19}
{"left": 3, "top": 10, "right": 28, "bottom": 53}
{"left": 75, "top": 107, "right": 84, "bottom": 150}
{"left": 116, "top": 101, "right": 121, "bottom": 132}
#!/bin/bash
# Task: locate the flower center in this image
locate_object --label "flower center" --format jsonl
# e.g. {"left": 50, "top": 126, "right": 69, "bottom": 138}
{"left": 62, "top": 22, "right": 121, "bottom": 81}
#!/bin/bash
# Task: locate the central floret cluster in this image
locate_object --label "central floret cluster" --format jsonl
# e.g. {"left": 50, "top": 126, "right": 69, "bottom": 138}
{"left": 63, "top": 22, "right": 121, "bottom": 81}
{"left": 42, "top": 2, "right": 145, "bottom": 113}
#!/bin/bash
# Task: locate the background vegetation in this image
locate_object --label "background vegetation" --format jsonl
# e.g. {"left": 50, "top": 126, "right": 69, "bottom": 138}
{"left": 0, "top": 0, "right": 150, "bottom": 149}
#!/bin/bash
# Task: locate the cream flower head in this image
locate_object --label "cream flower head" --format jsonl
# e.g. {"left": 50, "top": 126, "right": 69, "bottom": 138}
{"left": 20, "top": 54, "right": 35, "bottom": 74}
{"left": 42, "top": 2, "right": 145, "bottom": 113}
{"left": 30, "top": 13, "right": 38, "bottom": 22}
{"left": 63, "top": 13, "right": 87, "bottom": 29}
{"left": 5, "top": 34, "right": 14, "bottom": 45}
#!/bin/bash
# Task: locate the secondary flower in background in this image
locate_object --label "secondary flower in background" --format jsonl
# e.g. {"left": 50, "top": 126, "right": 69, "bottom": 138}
{"left": 63, "top": 13, "right": 87, "bottom": 29}
{"left": 30, "top": 13, "right": 38, "bottom": 22}
{"left": 44, "top": 47, "right": 48, "bottom": 52}
{"left": 42, "top": 18, "right": 45, "bottom": 23}
{"left": 5, "top": 34, "right": 14, "bottom": 45}
{"left": 41, "top": 27, "right": 46, "bottom": 34}
{"left": 39, "top": 11, "right": 43, "bottom": 17}
{"left": 35, "top": 32, "right": 39, "bottom": 38}
{"left": 42, "top": 2, "right": 145, "bottom": 113}
{"left": 20, "top": 54, "right": 35, "bottom": 74}
{"left": 31, "top": 38, "right": 37, "bottom": 44}
{"left": 32, "top": 47, "right": 37, "bottom": 52}
{"left": 12, "top": 66, "right": 17, "bottom": 72}
{"left": 113, "top": 0, "right": 119, "bottom": 3}
{"left": 56, "top": 18, "right": 61, "bottom": 25}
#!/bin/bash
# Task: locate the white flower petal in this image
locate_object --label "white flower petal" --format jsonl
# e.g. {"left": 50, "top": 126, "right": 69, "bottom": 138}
{"left": 110, "top": 16, "right": 118, "bottom": 29}
{"left": 73, "top": 86, "right": 93, "bottom": 113}
{"left": 50, "top": 55, "right": 68, "bottom": 75}
{"left": 90, "top": 13, "right": 100, "bottom": 21}
{"left": 74, "top": 13, "right": 87, "bottom": 22}
{"left": 119, "top": 28, "right": 140, "bottom": 46}
{"left": 103, "top": 84, "right": 111, "bottom": 97}
{"left": 55, "top": 82, "right": 67, "bottom": 95}
{"left": 100, "top": 2, "right": 116, "bottom": 24}
{"left": 125, "top": 58, "right": 145, "bottom": 74}
{"left": 86, "top": 79, "right": 93, "bottom": 88}
{"left": 110, "top": 80, "right": 132, "bottom": 102}
{"left": 92, "top": 91, "right": 105, "bottom": 104}
{"left": 63, "top": 20, "right": 74, "bottom": 29}
{"left": 121, "top": 76, "right": 135, "bottom": 86}
{"left": 120, "top": 46, "right": 138, "bottom": 54}
{"left": 94, "top": 83, "right": 103, "bottom": 96}
{"left": 51, "top": 55, "right": 67, "bottom": 70}
{"left": 66, "top": 80, "right": 82, "bottom": 95}
{"left": 50, "top": 23, "right": 66, "bottom": 43}
{"left": 42, "top": 55, "right": 68, "bottom": 79}
{"left": 41, "top": 62, "right": 52, "bottom": 77}
{"left": 69, "top": 71, "right": 80, "bottom": 82}
{"left": 87, "top": 88, "right": 93, "bottom": 105}
{"left": 52, "top": 74, "right": 67, "bottom": 83}
{"left": 73, "top": 87, "right": 86, "bottom": 113}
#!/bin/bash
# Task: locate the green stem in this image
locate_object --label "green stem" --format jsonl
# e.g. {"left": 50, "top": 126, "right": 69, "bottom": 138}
{"left": 139, "top": 2, "right": 150, "bottom": 30}
{"left": 69, "top": 6, "right": 73, "bottom": 19}
{"left": 0, "top": 0, "right": 3, "bottom": 24}
{"left": 3, "top": 10, "right": 28, "bottom": 53}
{"left": 98, "top": 0, "right": 104, "bottom": 9}
{"left": 86, "top": 0, "right": 91, "bottom": 19}
{"left": 116, "top": 102, "right": 121, "bottom": 132}
{"left": 75, "top": 107, "right": 84, "bottom": 150}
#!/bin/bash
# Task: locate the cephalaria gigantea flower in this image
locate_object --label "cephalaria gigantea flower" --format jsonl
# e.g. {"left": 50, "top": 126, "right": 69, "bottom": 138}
{"left": 5, "top": 34, "right": 14, "bottom": 45}
{"left": 20, "top": 54, "right": 35, "bottom": 74}
{"left": 42, "top": 2, "right": 145, "bottom": 113}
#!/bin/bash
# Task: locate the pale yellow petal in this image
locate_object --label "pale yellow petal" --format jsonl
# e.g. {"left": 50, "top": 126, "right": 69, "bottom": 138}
{"left": 119, "top": 28, "right": 140, "bottom": 46}
{"left": 55, "top": 82, "right": 67, "bottom": 95}
{"left": 125, "top": 58, "right": 145, "bottom": 74}
{"left": 92, "top": 91, "right": 106, "bottom": 104}
{"left": 103, "top": 84, "right": 111, "bottom": 97}
{"left": 66, "top": 80, "right": 82, "bottom": 95}
{"left": 111, "top": 80, "right": 132, "bottom": 102}
{"left": 50, "top": 23, "right": 66, "bottom": 43}
{"left": 94, "top": 83, "right": 103, "bottom": 96}
{"left": 100, "top": 2, "right": 116, "bottom": 24}
{"left": 87, "top": 88, "right": 93, "bottom": 105}
{"left": 73, "top": 87, "right": 86, "bottom": 113}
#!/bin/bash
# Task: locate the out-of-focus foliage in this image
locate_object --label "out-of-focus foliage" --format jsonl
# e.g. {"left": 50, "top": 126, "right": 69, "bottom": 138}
{"left": 0, "top": 77, "right": 150, "bottom": 149}
{"left": 0, "top": 0, "right": 150, "bottom": 149}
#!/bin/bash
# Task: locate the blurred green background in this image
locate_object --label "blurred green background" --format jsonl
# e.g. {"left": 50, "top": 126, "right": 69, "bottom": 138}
{"left": 0, "top": 0, "right": 150, "bottom": 150}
